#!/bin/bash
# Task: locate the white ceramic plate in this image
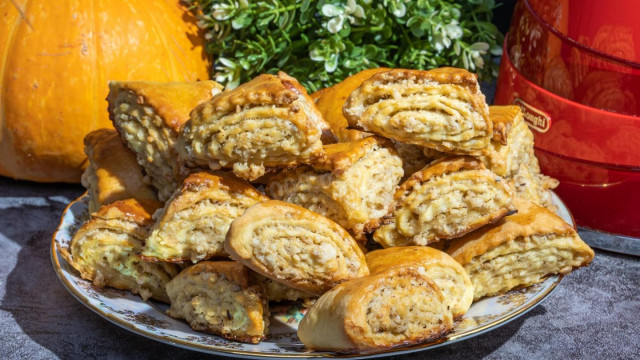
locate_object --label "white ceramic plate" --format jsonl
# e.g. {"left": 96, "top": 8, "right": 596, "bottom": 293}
{"left": 52, "top": 193, "right": 573, "bottom": 359}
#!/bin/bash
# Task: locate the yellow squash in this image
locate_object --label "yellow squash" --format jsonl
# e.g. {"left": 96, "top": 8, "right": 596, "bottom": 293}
{"left": 0, "top": 0, "right": 210, "bottom": 182}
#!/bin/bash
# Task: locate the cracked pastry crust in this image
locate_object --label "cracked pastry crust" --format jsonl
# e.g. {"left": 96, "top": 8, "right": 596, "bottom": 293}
{"left": 343, "top": 68, "right": 492, "bottom": 154}
{"left": 142, "top": 172, "right": 269, "bottom": 263}
{"left": 297, "top": 266, "right": 453, "bottom": 353}
{"left": 365, "top": 247, "right": 473, "bottom": 318}
{"left": 81, "top": 129, "right": 157, "bottom": 213}
{"left": 315, "top": 68, "right": 389, "bottom": 142}
{"left": 66, "top": 199, "right": 179, "bottom": 303}
{"left": 478, "top": 106, "right": 558, "bottom": 211}
{"left": 249, "top": 272, "right": 316, "bottom": 304}
{"left": 178, "top": 72, "right": 330, "bottom": 181}
{"left": 447, "top": 198, "right": 594, "bottom": 300}
{"left": 108, "top": 80, "right": 223, "bottom": 200}
{"left": 374, "top": 156, "right": 515, "bottom": 247}
{"left": 224, "top": 200, "right": 369, "bottom": 295}
{"left": 166, "top": 261, "right": 270, "bottom": 344}
{"left": 266, "top": 137, "right": 403, "bottom": 238}
{"left": 393, "top": 140, "right": 431, "bottom": 180}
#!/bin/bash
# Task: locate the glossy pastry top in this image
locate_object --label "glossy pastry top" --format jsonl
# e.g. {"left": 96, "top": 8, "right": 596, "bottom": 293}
{"left": 179, "top": 171, "right": 267, "bottom": 200}
{"left": 310, "top": 86, "right": 330, "bottom": 102}
{"left": 107, "top": 80, "right": 223, "bottom": 132}
{"left": 83, "top": 129, "right": 157, "bottom": 206}
{"left": 189, "top": 72, "right": 333, "bottom": 142}
{"left": 311, "top": 136, "right": 395, "bottom": 174}
{"left": 396, "top": 156, "right": 485, "bottom": 197}
{"left": 92, "top": 198, "right": 163, "bottom": 225}
{"left": 365, "top": 246, "right": 463, "bottom": 275}
{"left": 489, "top": 105, "right": 523, "bottom": 145}
{"left": 315, "top": 68, "right": 388, "bottom": 141}
{"left": 174, "top": 261, "right": 251, "bottom": 288}
{"left": 447, "top": 198, "right": 586, "bottom": 265}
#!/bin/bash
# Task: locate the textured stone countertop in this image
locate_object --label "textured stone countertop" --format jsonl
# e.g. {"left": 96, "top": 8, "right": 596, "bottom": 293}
{"left": 1, "top": 177, "right": 639, "bottom": 360}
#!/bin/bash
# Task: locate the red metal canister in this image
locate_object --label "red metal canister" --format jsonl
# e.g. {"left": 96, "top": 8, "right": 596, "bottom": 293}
{"left": 495, "top": 0, "right": 640, "bottom": 239}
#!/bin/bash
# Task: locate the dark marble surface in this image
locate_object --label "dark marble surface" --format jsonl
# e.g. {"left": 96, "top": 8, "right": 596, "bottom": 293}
{"left": 0, "top": 177, "right": 638, "bottom": 359}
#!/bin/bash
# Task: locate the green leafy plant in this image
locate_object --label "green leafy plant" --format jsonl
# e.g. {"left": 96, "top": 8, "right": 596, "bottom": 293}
{"left": 185, "top": 0, "right": 503, "bottom": 91}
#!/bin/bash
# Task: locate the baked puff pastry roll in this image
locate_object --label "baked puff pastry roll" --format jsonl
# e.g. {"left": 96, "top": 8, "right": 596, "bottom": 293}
{"left": 315, "top": 68, "right": 389, "bottom": 142}
{"left": 66, "top": 199, "right": 179, "bottom": 302}
{"left": 447, "top": 199, "right": 594, "bottom": 301}
{"left": 478, "top": 106, "right": 558, "bottom": 211}
{"left": 178, "top": 72, "right": 331, "bottom": 181}
{"left": 166, "top": 261, "right": 270, "bottom": 344}
{"left": 108, "top": 80, "right": 223, "bottom": 200}
{"left": 81, "top": 129, "right": 157, "bottom": 213}
{"left": 374, "top": 156, "right": 515, "bottom": 247}
{"left": 343, "top": 67, "right": 492, "bottom": 154}
{"left": 365, "top": 247, "right": 473, "bottom": 318}
{"left": 142, "top": 172, "right": 268, "bottom": 263}
{"left": 297, "top": 266, "right": 453, "bottom": 353}
{"left": 266, "top": 136, "right": 403, "bottom": 238}
{"left": 224, "top": 200, "right": 369, "bottom": 295}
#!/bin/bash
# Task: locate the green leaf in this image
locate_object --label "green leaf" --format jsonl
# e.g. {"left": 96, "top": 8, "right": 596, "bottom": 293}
{"left": 189, "top": 0, "right": 503, "bottom": 90}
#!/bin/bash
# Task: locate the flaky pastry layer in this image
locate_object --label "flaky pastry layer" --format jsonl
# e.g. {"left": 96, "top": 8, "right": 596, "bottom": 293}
{"left": 166, "top": 261, "right": 270, "bottom": 343}
{"left": 142, "top": 172, "right": 268, "bottom": 263}
{"left": 224, "top": 200, "right": 369, "bottom": 295}
{"left": 447, "top": 199, "right": 594, "bottom": 300}
{"left": 107, "top": 81, "right": 222, "bottom": 200}
{"left": 366, "top": 246, "right": 473, "bottom": 318}
{"left": 67, "top": 199, "right": 179, "bottom": 303}
{"left": 178, "top": 72, "right": 327, "bottom": 181}
{"left": 266, "top": 137, "right": 403, "bottom": 237}
{"left": 297, "top": 266, "right": 453, "bottom": 352}
{"left": 343, "top": 68, "right": 491, "bottom": 153}
{"left": 374, "top": 156, "right": 515, "bottom": 247}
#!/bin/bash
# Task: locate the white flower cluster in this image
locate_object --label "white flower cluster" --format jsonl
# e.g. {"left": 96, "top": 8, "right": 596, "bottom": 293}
{"left": 464, "top": 42, "right": 490, "bottom": 70}
{"left": 432, "top": 21, "right": 463, "bottom": 52}
{"left": 320, "top": 0, "right": 365, "bottom": 34}
{"left": 215, "top": 57, "right": 242, "bottom": 88}
{"left": 211, "top": 0, "right": 248, "bottom": 21}
{"left": 384, "top": 0, "right": 409, "bottom": 18}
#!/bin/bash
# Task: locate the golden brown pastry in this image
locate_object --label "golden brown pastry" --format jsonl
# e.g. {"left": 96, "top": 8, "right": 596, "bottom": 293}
{"left": 374, "top": 156, "right": 515, "bottom": 247}
{"left": 224, "top": 200, "right": 369, "bottom": 295}
{"left": 81, "top": 129, "right": 157, "bottom": 213}
{"left": 315, "top": 68, "right": 389, "bottom": 142}
{"left": 266, "top": 137, "right": 403, "bottom": 237}
{"left": 343, "top": 67, "right": 492, "bottom": 154}
{"left": 142, "top": 172, "right": 269, "bottom": 263}
{"left": 310, "top": 87, "right": 330, "bottom": 103}
{"left": 165, "top": 261, "right": 270, "bottom": 344}
{"left": 297, "top": 266, "right": 453, "bottom": 353}
{"left": 65, "top": 199, "right": 179, "bottom": 302}
{"left": 178, "top": 72, "right": 332, "bottom": 181}
{"left": 478, "top": 106, "right": 558, "bottom": 210}
{"left": 108, "top": 80, "right": 223, "bottom": 200}
{"left": 366, "top": 247, "right": 473, "bottom": 318}
{"left": 447, "top": 198, "right": 594, "bottom": 300}
{"left": 478, "top": 106, "right": 539, "bottom": 177}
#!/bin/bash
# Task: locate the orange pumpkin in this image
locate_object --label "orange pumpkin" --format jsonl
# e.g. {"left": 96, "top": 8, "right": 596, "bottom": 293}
{"left": 0, "top": 0, "right": 210, "bottom": 183}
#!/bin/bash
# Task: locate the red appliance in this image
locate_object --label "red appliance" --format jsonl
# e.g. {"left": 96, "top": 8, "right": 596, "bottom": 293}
{"left": 495, "top": 0, "right": 640, "bottom": 244}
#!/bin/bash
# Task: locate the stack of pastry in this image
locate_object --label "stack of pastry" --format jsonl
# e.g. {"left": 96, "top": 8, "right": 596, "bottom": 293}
{"left": 62, "top": 66, "right": 593, "bottom": 352}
